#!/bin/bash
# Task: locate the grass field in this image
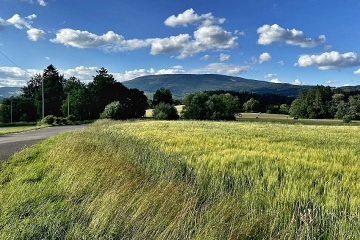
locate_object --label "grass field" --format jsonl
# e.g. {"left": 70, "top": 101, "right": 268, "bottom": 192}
{"left": 0, "top": 120, "right": 359, "bottom": 239}
{"left": 146, "top": 105, "right": 360, "bottom": 126}
{"left": 0, "top": 125, "right": 44, "bottom": 135}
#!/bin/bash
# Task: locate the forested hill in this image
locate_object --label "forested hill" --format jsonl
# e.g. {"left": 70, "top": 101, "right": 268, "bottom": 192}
{"left": 122, "top": 74, "right": 313, "bottom": 98}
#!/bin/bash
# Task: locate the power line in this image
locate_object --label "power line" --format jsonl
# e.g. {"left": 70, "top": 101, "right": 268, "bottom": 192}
{"left": 0, "top": 49, "right": 22, "bottom": 68}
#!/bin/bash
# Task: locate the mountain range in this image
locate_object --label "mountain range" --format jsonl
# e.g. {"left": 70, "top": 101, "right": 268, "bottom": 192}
{"left": 122, "top": 74, "right": 313, "bottom": 98}
{"left": 2, "top": 74, "right": 359, "bottom": 100}
{"left": 0, "top": 87, "right": 22, "bottom": 100}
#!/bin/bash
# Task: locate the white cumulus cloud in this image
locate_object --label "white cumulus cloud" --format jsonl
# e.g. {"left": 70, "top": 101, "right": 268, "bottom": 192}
{"left": 270, "top": 78, "right": 281, "bottom": 83}
{"left": 259, "top": 52, "right": 272, "bottom": 63}
{"left": 257, "top": 24, "right": 326, "bottom": 48}
{"left": 164, "top": 8, "right": 225, "bottom": 27}
{"left": 27, "top": 28, "right": 45, "bottom": 41}
{"left": 296, "top": 51, "right": 360, "bottom": 70}
{"left": 292, "top": 79, "right": 302, "bottom": 85}
{"left": 3, "top": 14, "right": 45, "bottom": 41}
{"left": 353, "top": 69, "right": 360, "bottom": 75}
{"left": 6, "top": 14, "right": 34, "bottom": 29}
{"left": 51, "top": 9, "right": 237, "bottom": 59}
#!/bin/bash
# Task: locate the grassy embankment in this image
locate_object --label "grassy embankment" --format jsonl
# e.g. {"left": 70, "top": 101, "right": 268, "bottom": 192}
{"left": 0, "top": 120, "right": 359, "bottom": 239}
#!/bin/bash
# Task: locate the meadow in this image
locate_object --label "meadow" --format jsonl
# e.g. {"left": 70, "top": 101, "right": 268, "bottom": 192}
{"left": 0, "top": 120, "right": 359, "bottom": 239}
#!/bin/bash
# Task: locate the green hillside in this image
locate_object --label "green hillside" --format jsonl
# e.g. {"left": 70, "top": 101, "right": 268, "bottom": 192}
{"left": 122, "top": 74, "right": 313, "bottom": 98}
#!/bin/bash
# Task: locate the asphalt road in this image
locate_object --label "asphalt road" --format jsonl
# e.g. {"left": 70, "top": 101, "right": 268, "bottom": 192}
{"left": 0, "top": 125, "right": 86, "bottom": 163}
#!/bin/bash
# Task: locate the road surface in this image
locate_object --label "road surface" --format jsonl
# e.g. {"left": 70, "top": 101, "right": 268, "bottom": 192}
{"left": 0, "top": 125, "right": 86, "bottom": 163}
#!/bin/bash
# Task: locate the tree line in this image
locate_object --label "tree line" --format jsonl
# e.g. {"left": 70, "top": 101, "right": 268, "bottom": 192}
{"left": 288, "top": 85, "right": 360, "bottom": 122}
{"left": 0, "top": 65, "right": 147, "bottom": 123}
{"left": 1, "top": 66, "right": 359, "bottom": 123}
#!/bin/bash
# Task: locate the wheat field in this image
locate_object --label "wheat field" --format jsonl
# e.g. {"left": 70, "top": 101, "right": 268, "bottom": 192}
{"left": 0, "top": 120, "right": 359, "bottom": 239}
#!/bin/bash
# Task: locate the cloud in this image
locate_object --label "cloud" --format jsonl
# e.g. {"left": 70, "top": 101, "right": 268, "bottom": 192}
{"left": 51, "top": 28, "right": 150, "bottom": 51}
{"left": 292, "top": 79, "right": 302, "bottom": 85}
{"left": 270, "top": 78, "right": 281, "bottom": 83}
{"left": 354, "top": 69, "right": 360, "bottom": 75}
{"left": 0, "top": 67, "right": 32, "bottom": 87}
{"left": 277, "top": 60, "right": 285, "bottom": 66}
{"left": 257, "top": 24, "right": 326, "bottom": 48}
{"left": 27, "top": 28, "right": 45, "bottom": 41}
{"left": 62, "top": 66, "right": 185, "bottom": 82}
{"left": 6, "top": 14, "right": 34, "bottom": 29}
{"left": 264, "top": 73, "right": 277, "bottom": 78}
{"left": 296, "top": 51, "right": 360, "bottom": 70}
{"left": 259, "top": 52, "right": 272, "bottom": 63}
{"left": 0, "top": 18, "right": 7, "bottom": 30}
{"left": 20, "top": 0, "right": 47, "bottom": 6}
{"left": 149, "top": 34, "right": 191, "bottom": 55}
{"left": 200, "top": 55, "right": 210, "bottom": 60}
{"left": 164, "top": 8, "right": 225, "bottom": 27}
{"left": 234, "top": 30, "right": 245, "bottom": 36}
{"left": 51, "top": 9, "right": 237, "bottom": 59}
{"left": 37, "top": 0, "right": 47, "bottom": 6}
{"left": 194, "top": 25, "right": 237, "bottom": 49}
{"left": 190, "top": 63, "right": 250, "bottom": 76}
{"left": 3, "top": 14, "right": 45, "bottom": 41}
{"left": 219, "top": 53, "right": 230, "bottom": 62}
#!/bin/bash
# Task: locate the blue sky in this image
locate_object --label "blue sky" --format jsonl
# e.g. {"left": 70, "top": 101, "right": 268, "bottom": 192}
{"left": 1, "top": 0, "right": 360, "bottom": 88}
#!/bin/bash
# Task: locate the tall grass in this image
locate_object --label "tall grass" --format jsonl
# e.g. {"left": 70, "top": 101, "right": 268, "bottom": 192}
{"left": 0, "top": 120, "right": 359, "bottom": 239}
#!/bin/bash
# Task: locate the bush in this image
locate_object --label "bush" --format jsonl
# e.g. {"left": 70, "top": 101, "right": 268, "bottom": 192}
{"left": 100, "top": 101, "right": 125, "bottom": 120}
{"left": 153, "top": 103, "right": 179, "bottom": 120}
{"left": 41, "top": 115, "right": 56, "bottom": 125}
{"left": 342, "top": 115, "right": 353, "bottom": 123}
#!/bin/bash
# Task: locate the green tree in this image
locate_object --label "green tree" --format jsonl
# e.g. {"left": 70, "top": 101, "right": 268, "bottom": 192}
{"left": 289, "top": 98, "right": 307, "bottom": 118}
{"left": 153, "top": 103, "right": 179, "bottom": 120}
{"left": 243, "top": 98, "right": 260, "bottom": 112}
{"left": 279, "top": 104, "right": 290, "bottom": 114}
{"left": 88, "top": 67, "right": 128, "bottom": 118}
{"left": 61, "top": 77, "right": 91, "bottom": 120}
{"left": 182, "top": 92, "right": 240, "bottom": 120}
{"left": 39, "top": 65, "right": 65, "bottom": 117}
{"left": 21, "top": 73, "right": 42, "bottom": 100}
{"left": 152, "top": 87, "right": 173, "bottom": 106}
{"left": 182, "top": 92, "right": 210, "bottom": 120}
{"left": 348, "top": 94, "right": 360, "bottom": 120}
{"left": 122, "top": 88, "right": 148, "bottom": 118}
{"left": 289, "top": 86, "right": 333, "bottom": 119}
{"left": 0, "top": 96, "right": 37, "bottom": 123}
{"left": 206, "top": 94, "right": 240, "bottom": 120}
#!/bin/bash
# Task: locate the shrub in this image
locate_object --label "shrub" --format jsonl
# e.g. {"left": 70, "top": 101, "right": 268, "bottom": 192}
{"left": 100, "top": 101, "right": 125, "bottom": 120}
{"left": 41, "top": 115, "right": 56, "bottom": 125}
{"left": 342, "top": 115, "right": 353, "bottom": 123}
{"left": 153, "top": 103, "right": 179, "bottom": 120}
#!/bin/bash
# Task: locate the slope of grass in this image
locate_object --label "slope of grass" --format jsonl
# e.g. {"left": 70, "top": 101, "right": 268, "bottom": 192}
{"left": 0, "top": 120, "right": 359, "bottom": 239}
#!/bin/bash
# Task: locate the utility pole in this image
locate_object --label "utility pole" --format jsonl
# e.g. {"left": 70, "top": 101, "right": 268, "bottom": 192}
{"left": 42, "top": 78, "right": 44, "bottom": 119}
{"left": 10, "top": 99, "right": 13, "bottom": 124}
{"left": 67, "top": 92, "right": 70, "bottom": 117}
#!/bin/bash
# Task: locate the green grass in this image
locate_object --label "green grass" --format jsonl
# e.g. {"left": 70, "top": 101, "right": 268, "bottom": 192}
{"left": 238, "top": 113, "right": 360, "bottom": 126}
{"left": 0, "top": 125, "right": 45, "bottom": 135}
{"left": 0, "top": 120, "right": 359, "bottom": 239}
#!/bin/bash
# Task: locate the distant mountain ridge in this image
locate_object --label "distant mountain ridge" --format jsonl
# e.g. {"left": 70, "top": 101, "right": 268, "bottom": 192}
{"left": 122, "top": 74, "right": 313, "bottom": 98}
{"left": 0, "top": 87, "right": 21, "bottom": 100}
